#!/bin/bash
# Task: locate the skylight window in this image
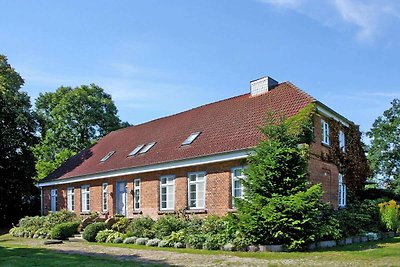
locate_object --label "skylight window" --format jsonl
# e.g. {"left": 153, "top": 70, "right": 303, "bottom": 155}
{"left": 181, "top": 132, "right": 201, "bottom": 146}
{"left": 100, "top": 151, "right": 115, "bottom": 162}
{"left": 138, "top": 142, "right": 156, "bottom": 154}
{"left": 128, "top": 144, "right": 145, "bottom": 157}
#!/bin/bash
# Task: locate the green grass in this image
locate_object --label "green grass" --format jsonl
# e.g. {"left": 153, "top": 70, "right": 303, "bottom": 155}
{"left": 0, "top": 243, "right": 163, "bottom": 267}
{"left": 1, "top": 234, "right": 400, "bottom": 266}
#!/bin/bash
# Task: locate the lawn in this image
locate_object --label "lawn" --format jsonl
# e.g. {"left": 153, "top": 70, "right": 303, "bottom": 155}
{"left": 1, "top": 234, "right": 400, "bottom": 266}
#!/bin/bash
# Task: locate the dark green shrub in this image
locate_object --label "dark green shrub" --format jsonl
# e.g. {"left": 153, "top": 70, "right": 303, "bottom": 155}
{"left": 336, "top": 200, "right": 380, "bottom": 237}
{"left": 51, "top": 221, "right": 80, "bottom": 240}
{"left": 152, "top": 215, "right": 187, "bottom": 239}
{"left": 186, "top": 233, "right": 206, "bottom": 249}
{"left": 236, "top": 114, "right": 338, "bottom": 251}
{"left": 126, "top": 216, "right": 155, "bottom": 238}
{"left": 83, "top": 222, "right": 106, "bottom": 242}
{"left": 111, "top": 217, "right": 130, "bottom": 233}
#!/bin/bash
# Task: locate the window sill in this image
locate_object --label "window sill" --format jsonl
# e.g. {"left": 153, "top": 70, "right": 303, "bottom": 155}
{"left": 132, "top": 210, "right": 143, "bottom": 214}
{"left": 321, "top": 142, "right": 331, "bottom": 148}
{"left": 158, "top": 210, "right": 175, "bottom": 215}
{"left": 227, "top": 208, "right": 237, "bottom": 213}
{"left": 80, "top": 211, "right": 91, "bottom": 215}
{"left": 186, "top": 209, "right": 207, "bottom": 214}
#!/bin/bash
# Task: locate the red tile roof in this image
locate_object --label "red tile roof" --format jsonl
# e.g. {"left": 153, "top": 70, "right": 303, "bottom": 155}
{"left": 44, "top": 82, "right": 315, "bottom": 182}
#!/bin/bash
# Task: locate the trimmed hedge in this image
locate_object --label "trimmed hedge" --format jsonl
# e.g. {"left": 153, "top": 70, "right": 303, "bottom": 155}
{"left": 83, "top": 222, "right": 107, "bottom": 242}
{"left": 51, "top": 221, "right": 80, "bottom": 240}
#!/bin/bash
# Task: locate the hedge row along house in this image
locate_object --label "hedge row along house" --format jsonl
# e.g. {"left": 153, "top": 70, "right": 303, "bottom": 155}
{"left": 38, "top": 76, "right": 356, "bottom": 218}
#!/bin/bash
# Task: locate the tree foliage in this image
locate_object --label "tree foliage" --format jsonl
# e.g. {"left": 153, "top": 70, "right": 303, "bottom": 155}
{"left": 0, "top": 55, "right": 39, "bottom": 226}
{"left": 33, "top": 84, "right": 127, "bottom": 180}
{"left": 367, "top": 99, "right": 400, "bottom": 193}
{"left": 237, "top": 110, "right": 339, "bottom": 250}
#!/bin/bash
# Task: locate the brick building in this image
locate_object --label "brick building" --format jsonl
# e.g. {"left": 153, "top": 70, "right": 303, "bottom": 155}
{"left": 38, "top": 77, "right": 349, "bottom": 218}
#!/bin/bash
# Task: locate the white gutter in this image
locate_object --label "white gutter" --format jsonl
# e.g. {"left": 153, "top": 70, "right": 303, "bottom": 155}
{"left": 38, "top": 148, "right": 254, "bottom": 187}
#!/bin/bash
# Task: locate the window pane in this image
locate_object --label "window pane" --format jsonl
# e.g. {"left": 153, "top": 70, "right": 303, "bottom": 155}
{"left": 190, "top": 184, "right": 196, "bottom": 193}
{"left": 189, "top": 175, "right": 196, "bottom": 182}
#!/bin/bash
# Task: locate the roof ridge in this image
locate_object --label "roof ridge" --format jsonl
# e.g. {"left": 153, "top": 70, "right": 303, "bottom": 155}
{"left": 281, "top": 81, "right": 317, "bottom": 102}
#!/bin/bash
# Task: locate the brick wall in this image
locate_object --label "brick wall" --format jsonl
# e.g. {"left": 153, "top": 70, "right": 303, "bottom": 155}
{"left": 42, "top": 114, "right": 345, "bottom": 217}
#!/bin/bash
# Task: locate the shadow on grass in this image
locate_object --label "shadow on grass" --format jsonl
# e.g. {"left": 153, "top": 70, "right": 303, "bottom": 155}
{"left": 314, "top": 237, "right": 400, "bottom": 252}
{"left": 0, "top": 245, "right": 177, "bottom": 267}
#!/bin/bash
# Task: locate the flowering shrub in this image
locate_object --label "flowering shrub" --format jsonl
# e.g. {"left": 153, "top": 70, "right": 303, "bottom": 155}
{"left": 378, "top": 200, "right": 400, "bottom": 232}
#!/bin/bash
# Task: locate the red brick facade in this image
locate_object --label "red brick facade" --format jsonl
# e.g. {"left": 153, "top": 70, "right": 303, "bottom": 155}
{"left": 42, "top": 115, "right": 345, "bottom": 218}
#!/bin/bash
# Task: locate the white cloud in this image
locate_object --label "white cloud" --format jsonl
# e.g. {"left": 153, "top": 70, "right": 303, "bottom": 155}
{"left": 258, "top": 0, "right": 400, "bottom": 41}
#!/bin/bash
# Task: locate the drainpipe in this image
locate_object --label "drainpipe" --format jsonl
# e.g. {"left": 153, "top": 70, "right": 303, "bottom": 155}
{"left": 40, "top": 187, "right": 43, "bottom": 215}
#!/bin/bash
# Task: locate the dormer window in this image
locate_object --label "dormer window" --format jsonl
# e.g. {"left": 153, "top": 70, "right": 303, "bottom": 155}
{"left": 128, "top": 144, "right": 145, "bottom": 157}
{"left": 138, "top": 142, "right": 156, "bottom": 154}
{"left": 182, "top": 132, "right": 201, "bottom": 146}
{"left": 100, "top": 151, "right": 115, "bottom": 162}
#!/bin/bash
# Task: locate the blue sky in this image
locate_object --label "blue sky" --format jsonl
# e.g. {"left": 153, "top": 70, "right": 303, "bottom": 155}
{"left": 2, "top": 0, "right": 400, "bottom": 141}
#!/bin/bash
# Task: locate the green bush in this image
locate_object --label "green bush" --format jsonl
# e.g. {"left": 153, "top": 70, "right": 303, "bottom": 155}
{"left": 379, "top": 200, "right": 400, "bottom": 231}
{"left": 336, "top": 200, "right": 380, "bottom": 237}
{"left": 185, "top": 233, "right": 206, "bottom": 249}
{"left": 111, "top": 217, "right": 130, "bottom": 234}
{"left": 126, "top": 216, "right": 155, "bottom": 238}
{"left": 152, "top": 215, "right": 187, "bottom": 239}
{"left": 106, "top": 231, "right": 125, "bottom": 243}
{"left": 95, "top": 229, "right": 115, "bottom": 243}
{"left": 13, "top": 211, "right": 77, "bottom": 239}
{"left": 43, "top": 210, "right": 77, "bottom": 229}
{"left": 164, "top": 230, "right": 186, "bottom": 247}
{"left": 51, "top": 221, "right": 80, "bottom": 240}
{"left": 83, "top": 222, "right": 106, "bottom": 242}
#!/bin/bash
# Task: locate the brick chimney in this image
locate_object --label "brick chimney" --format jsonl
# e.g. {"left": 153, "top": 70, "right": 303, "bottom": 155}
{"left": 250, "top": 76, "right": 278, "bottom": 96}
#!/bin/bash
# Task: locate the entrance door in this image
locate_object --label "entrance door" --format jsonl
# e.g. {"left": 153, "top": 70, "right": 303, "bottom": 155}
{"left": 116, "top": 181, "right": 127, "bottom": 216}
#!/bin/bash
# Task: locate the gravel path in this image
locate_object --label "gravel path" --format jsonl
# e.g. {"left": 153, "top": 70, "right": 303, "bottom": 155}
{"left": 3, "top": 238, "right": 316, "bottom": 267}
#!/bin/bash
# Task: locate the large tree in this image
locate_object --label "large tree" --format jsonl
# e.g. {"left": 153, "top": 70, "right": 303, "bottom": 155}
{"left": 236, "top": 111, "right": 339, "bottom": 251}
{"left": 367, "top": 99, "right": 400, "bottom": 193}
{"left": 34, "top": 84, "right": 128, "bottom": 180}
{"left": 0, "top": 55, "right": 39, "bottom": 226}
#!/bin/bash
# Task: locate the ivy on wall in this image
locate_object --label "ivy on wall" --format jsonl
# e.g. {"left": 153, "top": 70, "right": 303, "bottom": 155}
{"left": 327, "top": 120, "right": 370, "bottom": 196}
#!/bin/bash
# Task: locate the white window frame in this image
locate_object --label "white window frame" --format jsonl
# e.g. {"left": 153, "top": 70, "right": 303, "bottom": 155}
{"left": 187, "top": 172, "right": 206, "bottom": 210}
{"left": 134, "top": 179, "right": 141, "bottom": 211}
{"left": 160, "top": 175, "right": 175, "bottom": 211}
{"left": 321, "top": 119, "right": 330, "bottom": 146}
{"left": 50, "top": 189, "right": 58, "bottom": 212}
{"left": 81, "top": 185, "right": 90, "bottom": 212}
{"left": 231, "top": 166, "right": 247, "bottom": 208}
{"left": 102, "top": 183, "right": 108, "bottom": 212}
{"left": 67, "top": 187, "right": 75, "bottom": 211}
{"left": 339, "top": 130, "right": 346, "bottom": 152}
{"left": 338, "top": 173, "right": 347, "bottom": 208}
